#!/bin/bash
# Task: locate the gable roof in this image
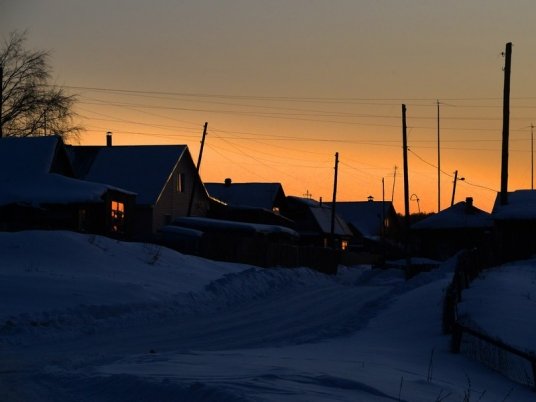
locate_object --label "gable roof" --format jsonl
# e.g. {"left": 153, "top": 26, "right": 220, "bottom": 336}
{"left": 286, "top": 196, "right": 353, "bottom": 237}
{"left": 0, "top": 135, "right": 61, "bottom": 176}
{"left": 334, "top": 201, "right": 396, "bottom": 239}
{"left": 68, "top": 145, "right": 189, "bottom": 205}
{"left": 492, "top": 190, "right": 536, "bottom": 220}
{"left": 412, "top": 200, "right": 492, "bottom": 230}
{"left": 0, "top": 136, "right": 130, "bottom": 207}
{"left": 205, "top": 182, "right": 284, "bottom": 210}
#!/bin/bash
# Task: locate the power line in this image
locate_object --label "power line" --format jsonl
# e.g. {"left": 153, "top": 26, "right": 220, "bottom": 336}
{"left": 56, "top": 84, "right": 536, "bottom": 103}
{"left": 407, "top": 147, "right": 497, "bottom": 192}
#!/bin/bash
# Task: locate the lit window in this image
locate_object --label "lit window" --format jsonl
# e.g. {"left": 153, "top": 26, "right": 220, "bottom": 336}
{"left": 111, "top": 200, "right": 125, "bottom": 233}
{"left": 341, "top": 240, "right": 348, "bottom": 251}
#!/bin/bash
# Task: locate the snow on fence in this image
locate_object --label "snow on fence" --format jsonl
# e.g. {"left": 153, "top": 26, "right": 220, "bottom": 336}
{"left": 453, "top": 322, "right": 536, "bottom": 388}
{"left": 444, "top": 248, "right": 536, "bottom": 390}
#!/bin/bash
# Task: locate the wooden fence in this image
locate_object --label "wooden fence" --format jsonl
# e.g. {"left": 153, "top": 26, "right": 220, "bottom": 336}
{"left": 444, "top": 248, "right": 536, "bottom": 389}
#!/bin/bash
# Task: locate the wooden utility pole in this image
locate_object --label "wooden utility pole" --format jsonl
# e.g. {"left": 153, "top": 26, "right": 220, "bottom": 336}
{"left": 530, "top": 123, "right": 534, "bottom": 190}
{"left": 451, "top": 170, "right": 459, "bottom": 206}
{"left": 330, "top": 152, "right": 339, "bottom": 249}
{"left": 187, "top": 122, "right": 208, "bottom": 216}
{"left": 500, "top": 42, "right": 512, "bottom": 205}
{"left": 402, "top": 105, "right": 410, "bottom": 222}
{"left": 437, "top": 100, "right": 441, "bottom": 212}
{"left": 391, "top": 165, "right": 397, "bottom": 203}
{"left": 402, "top": 104, "right": 411, "bottom": 269}
{"left": 0, "top": 66, "right": 3, "bottom": 138}
{"left": 382, "top": 177, "right": 385, "bottom": 236}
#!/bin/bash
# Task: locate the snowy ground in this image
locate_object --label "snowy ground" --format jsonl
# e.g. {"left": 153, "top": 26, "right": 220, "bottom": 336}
{"left": 1, "top": 231, "right": 535, "bottom": 401}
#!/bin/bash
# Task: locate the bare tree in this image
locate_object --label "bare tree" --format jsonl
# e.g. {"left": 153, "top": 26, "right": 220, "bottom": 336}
{"left": 0, "top": 31, "right": 81, "bottom": 140}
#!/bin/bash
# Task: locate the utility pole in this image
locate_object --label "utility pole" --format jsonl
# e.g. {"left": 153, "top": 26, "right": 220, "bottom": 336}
{"left": 0, "top": 66, "right": 3, "bottom": 138}
{"left": 382, "top": 177, "right": 385, "bottom": 236}
{"left": 500, "top": 42, "right": 512, "bottom": 205}
{"left": 402, "top": 105, "right": 410, "bottom": 223}
{"left": 437, "top": 100, "right": 441, "bottom": 212}
{"left": 187, "top": 122, "right": 208, "bottom": 217}
{"left": 530, "top": 123, "right": 534, "bottom": 190}
{"left": 330, "top": 152, "right": 339, "bottom": 249}
{"left": 391, "top": 165, "right": 397, "bottom": 203}
{"left": 451, "top": 170, "right": 465, "bottom": 206}
{"left": 402, "top": 104, "right": 411, "bottom": 270}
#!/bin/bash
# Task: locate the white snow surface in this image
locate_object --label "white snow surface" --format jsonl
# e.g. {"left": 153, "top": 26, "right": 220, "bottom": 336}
{"left": 1, "top": 231, "right": 535, "bottom": 401}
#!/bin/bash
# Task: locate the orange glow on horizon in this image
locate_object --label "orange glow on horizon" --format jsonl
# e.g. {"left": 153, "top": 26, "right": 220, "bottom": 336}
{"left": 73, "top": 95, "right": 533, "bottom": 215}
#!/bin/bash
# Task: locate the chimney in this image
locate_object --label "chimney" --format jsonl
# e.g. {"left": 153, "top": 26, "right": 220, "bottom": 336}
{"left": 106, "top": 131, "right": 112, "bottom": 147}
{"left": 465, "top": 197, "right": 474, "bottom": 213}
{"left": 319, "top": 196, "right": 323, "bottom": 207}
{"left": 224, "top": 178, "right": 232, "bottom": 187}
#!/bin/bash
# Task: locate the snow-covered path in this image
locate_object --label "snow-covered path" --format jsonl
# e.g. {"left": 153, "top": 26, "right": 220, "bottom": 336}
{"left": 3, "top": 265, "right": 398, "bottom": 401}
{"left": 2, "top": 231, "right": 535, "bottom": 401}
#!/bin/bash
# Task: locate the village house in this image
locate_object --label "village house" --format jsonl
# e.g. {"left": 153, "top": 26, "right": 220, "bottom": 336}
{"left": 0, "top": 136, "right": 135, "bottom": 236}
{"left": 411, "top": 197, "right": 493, "bottom": 260}
{"left": 67, "top": 137, "right": 211, "bottom": 241}
{"left": 330, "top": 199, "right": 402, "bottom": 263}
{"left": 333, "top": 199, "right": 400, "bottom": 245}
{"left": 492, "top": 190, "right": 536, "bottom": 261}
{"left": 205, "top": 179, "right": 291, "bottom": 226}
{"left": 282, "top": 196, "right": 353, "bottom": 249}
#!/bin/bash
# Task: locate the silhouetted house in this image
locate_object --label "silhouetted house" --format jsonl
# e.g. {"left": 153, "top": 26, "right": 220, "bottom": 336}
{"left": 492, "top": 190, "right": 536, "bottom": 261}
{"left": 206, "top": 179, "right": 286, "bottom": 211}
{"left": 334, "top": 200, "right": 400, "bottom": 244}
{"left": 205, "top": 180, "right": 291, "bottom": 226}
{"left": 0, "top": 136, "right": 135, "bottom": 236}
{"left": 412, "top": 197, "right": 493, "bottom": 260}
{"left": 282, "top": 196, "right": 353, "bottom": 248}
{"left": 68, "top": 143, "right": 210, "bottom": 240}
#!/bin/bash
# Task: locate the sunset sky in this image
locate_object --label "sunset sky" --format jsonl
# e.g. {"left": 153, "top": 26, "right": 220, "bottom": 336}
{"left": 3, "top": 1, "right": 536, "bottom": 213}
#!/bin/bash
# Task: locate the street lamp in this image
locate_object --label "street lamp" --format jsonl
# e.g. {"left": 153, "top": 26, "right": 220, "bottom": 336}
{"left": 451, "top": 170, "right": 465, "bottom": 206}
{"left": 410, "top": 193, "right": 421, "bottom": 213}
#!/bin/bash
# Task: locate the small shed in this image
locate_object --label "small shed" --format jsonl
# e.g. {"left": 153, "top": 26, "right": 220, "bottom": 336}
{"left": 168, "top": 216, "right": 300, "bottom": 267}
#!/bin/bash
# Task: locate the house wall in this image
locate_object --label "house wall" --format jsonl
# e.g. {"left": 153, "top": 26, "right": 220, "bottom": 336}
{"left": 152, "top": 154, "right": 210, "bottom": 234}
{"left": 494, "top": 220, "right": 536, "bottom": 261}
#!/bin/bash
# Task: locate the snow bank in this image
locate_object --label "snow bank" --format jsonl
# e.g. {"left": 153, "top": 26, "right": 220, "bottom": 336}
{"left": 2, "top": 231, "right": 535, "bottom": 401}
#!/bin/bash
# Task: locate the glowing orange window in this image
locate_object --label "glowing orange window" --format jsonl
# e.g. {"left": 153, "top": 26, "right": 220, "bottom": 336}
{"left": 111, "top": 201, "right": 125, "bottom": 233}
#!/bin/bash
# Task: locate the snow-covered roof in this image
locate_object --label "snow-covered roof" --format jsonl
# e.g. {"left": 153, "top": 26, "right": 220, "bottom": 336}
{"left": 286, "top": 196, "right": 319, "bottom": 208}
{"left": 205, "top": 182, "right": 284, "bottom": 209}
{"left": 0, "top": 173, "right": 127, "bottom": 207}
{"left": 492, "top": 190, "right": 536, "bottom": 220}
{"left": 287, "top": 197, "right": 353, "bottom": 237}
{"left": 334, "top": 201, "right": 395, "bottom": 239}
{"left": 0, "top": 136, "right": 132, "bottom": 207}
{"left": 68, "top": 145, "right": 188, "bottom": 205}
{"left": 0, "top": 135, "right": 60, "bottom": 176}
{"left": 309, "top": 206, "right": 353, "bottom": 237}
{"left": 412, "top": 200, "right": 493, "bottom": 230}
{"left": 172, "top": 216, "right": 299, "bottom": 238}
